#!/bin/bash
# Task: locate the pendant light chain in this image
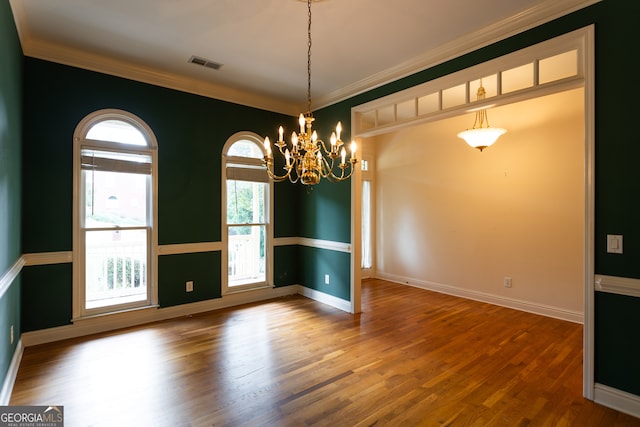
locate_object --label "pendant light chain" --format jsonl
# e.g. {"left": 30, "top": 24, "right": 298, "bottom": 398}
{"left": 307, "top": 0, "right": 312, "bottom": 115}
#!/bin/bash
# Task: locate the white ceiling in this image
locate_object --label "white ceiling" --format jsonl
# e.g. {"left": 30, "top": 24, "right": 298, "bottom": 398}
{"left": 9, "top": 0, "right": 596, "bottom": 115}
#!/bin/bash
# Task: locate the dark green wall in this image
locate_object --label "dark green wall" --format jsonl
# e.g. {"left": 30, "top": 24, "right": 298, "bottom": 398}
{"left": 21, "top": 59, "right": 291, "bottom": 251}
{"left": 7, "top": 0, "right": 640, "bottom": 401}
{"left": 158, "top": 252, "right": 221, "bottom": 307}
{"left": 20, "top": 58, "right": 298, "bottom": 330}
{"left": 590, "top": 1, "right": 640, "bottom": 395}
{"left": 21, "top": 264, "right": 72, "bottom": 332}
{"left": 0, "top": 0, "right": 23, "bottom": 394}
{"left": 314, "top": 0, "right": 640, "bottom": 397}
{"left": 299, "top": 246, "right": 351, "bottom": 301}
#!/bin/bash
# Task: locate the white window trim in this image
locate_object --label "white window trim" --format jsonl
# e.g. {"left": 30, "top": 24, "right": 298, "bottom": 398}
{"left": 72, "top": 109, "right": 159, "bottom": 320}
{"left": 221, "top": 131, "right": 274, "bottom": 295}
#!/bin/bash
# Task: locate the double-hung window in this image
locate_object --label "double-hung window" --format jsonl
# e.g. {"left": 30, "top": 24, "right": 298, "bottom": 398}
{"left": 222, "top": 132, "right": 273, "bottom": 294}
{"left": 73, "top": 110, "right": 158, "bottom": 318}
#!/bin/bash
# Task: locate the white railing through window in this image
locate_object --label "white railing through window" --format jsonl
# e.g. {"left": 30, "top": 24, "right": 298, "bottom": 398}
{"left": 228, "top": 231, "right": 265, "bottom": 286}
{"left": 85, "top": 230, "right": 148, "bottom": 308}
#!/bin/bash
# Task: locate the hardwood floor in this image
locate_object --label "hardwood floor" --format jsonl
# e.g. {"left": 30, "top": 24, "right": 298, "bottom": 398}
{"left": 11, "top": 279, "right": 640, "bottom": 426}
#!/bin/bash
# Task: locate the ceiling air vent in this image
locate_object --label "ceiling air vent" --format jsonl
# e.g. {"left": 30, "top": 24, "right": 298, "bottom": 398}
{"left": 189, "top": 56, "right": 223, "bottom": 71}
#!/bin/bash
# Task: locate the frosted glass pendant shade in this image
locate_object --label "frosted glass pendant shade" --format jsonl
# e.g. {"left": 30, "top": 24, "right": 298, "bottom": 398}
{"left": 457, "top": 127, "right": 506, "bottom": 152}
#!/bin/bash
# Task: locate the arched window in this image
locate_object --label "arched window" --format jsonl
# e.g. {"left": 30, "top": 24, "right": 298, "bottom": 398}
{"left": 222, "top": 132, "right": 273, "bottom": 294}
{"left": 73, "top": 109, "right": 158, "bottom": 318}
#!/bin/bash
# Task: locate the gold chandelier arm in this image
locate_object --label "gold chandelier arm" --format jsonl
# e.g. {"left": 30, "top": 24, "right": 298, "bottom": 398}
{"left": 264, "top": 157, "right": 297, "bottom": 183}
{"left": 318, "top": 155, "right": 356, "bottom": 183}
{"left": 316, "top": 138, "right": 343, "bottom": 157}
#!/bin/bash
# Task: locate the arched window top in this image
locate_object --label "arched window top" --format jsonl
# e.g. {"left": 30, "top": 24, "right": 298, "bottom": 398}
{"left": 223, "top": 132, "right": 266, "bottom": 160}
{"left": 223, "top": 132, "right": 268, "bottom": 183}
{"left": 227, "top": 139, "right": 264, "bottom": 159}
{"left": 86, "top": 119, "right": 147, "bottom": 146}
{"left": 75, "top": 109, "right": 157, "bottom": 150}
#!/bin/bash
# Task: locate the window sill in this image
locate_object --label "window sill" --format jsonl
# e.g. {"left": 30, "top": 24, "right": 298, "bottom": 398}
{"left": 223, "top": 283, "right": 274, "bottom": 296}
{"left": 72, "top": 304, "right": 160, "bottom": 323}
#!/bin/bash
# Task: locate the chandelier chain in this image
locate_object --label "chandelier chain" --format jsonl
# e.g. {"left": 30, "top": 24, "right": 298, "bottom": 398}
{"left": 307, "top": 0, "right": 312, "bottom": 115}
{"left": 262, "top": 0, "right": 358, "bottom": 185}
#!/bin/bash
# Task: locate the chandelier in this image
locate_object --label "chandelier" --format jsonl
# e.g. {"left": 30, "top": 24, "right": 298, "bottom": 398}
{"left": 457, "top": 82, "right": 506, "bottom": 152}
{"left": 263, "top": 0, "right": 357, "bottom": 185}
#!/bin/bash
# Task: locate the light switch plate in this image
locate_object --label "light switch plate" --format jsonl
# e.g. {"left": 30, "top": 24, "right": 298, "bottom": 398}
{"left": 607, "top": 234, "right": 623, "bottom": 254}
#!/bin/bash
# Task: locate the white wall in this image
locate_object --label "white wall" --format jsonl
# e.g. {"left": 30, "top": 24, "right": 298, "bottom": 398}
{"left": 371, "top": 88, "right": 584, "bottom": 315}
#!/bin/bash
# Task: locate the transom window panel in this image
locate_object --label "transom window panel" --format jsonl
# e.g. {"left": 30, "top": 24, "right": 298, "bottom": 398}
{"left": 502, "top": 63, "right": 535, "bottom": 94}
{"left": 73, "top": 110, "right": 158, "bottom": 319}
{"left": 539, "top": 50, "right": 578, "bottom": 85}
{"left": 353, "top": 30, "right": 585, "bottom": 137}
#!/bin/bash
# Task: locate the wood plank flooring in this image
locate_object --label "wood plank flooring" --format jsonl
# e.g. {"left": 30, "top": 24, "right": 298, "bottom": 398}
{"left": 10, "top": 279, "right": 640, "bottom": 426}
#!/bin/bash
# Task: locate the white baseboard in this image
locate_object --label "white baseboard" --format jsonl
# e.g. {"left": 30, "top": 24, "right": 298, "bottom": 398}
{"left": 594, "top": 383, "right": 640, "bottom": 419}
{"left": 0, "top": 339, "right": 23, "bottom": 405}
{"left": 22, "top": 285, "right": 300, "bottom": 347}
{"left": 376, "top": 272, "right": 583, "bottom": 324}
{"left": 298, "top": 286, "right": 352, "bottom": 313}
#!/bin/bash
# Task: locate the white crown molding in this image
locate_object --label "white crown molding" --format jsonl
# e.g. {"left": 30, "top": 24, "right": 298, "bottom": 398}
{"left": 10, "top": 0, "right": 599, "bottom": 115}
{"left": 9, "top": 0, "right": 298, "bottom": 116}
{"left": 314, "top": 0, "right": 601, "bottom": 109}
{"left": 21, "top": 39, "right": 300, "bottom": 116}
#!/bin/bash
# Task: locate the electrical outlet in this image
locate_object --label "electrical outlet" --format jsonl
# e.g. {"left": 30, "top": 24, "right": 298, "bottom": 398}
{"left": 325, "top": 274, "right": 330, "bottom": 285}
{"left": 10, "top": 325, "right": 13, "bottom": 345}
{"left": 504, "top": 277, "right": 512, "bottom": 288}
{"left": 186, "top": 281, "right": 194, "bottom": 292}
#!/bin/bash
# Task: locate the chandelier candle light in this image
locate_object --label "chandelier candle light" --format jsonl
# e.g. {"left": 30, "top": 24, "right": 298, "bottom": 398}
{"left": 263, "top": 0, "right": 357, "bottom": 185}
{"left": 457, "top": 82, "right": 506, "bottom": 152}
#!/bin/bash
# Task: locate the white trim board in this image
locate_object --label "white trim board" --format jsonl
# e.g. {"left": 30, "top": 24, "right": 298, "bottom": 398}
{"left": 298, "top": 286, "right": 352, "bottom": 314}
{"left": 594, "top": 383, "right": 640, "bottom": 420}
{"left": 20, "top": 283, "right": 353, "bottom": 347}
{"left": 376, "top": 272, "right": 584, "bottom": 324}
{"left": 273, "top": 237, "right": 351, "bottom": 253}
{"left": 23, "top": 251, "right": 72, "bottom": 266}
{"left": 22, "top": 285, "right": 299, "bottom": 347}
{"left": 0, "top": 339, "right": 23, "bottom": 405}
{"left": 157, "top": 242, "right": 222, "bottom": 255}
{"left": 595, "top": 275, "right": 640, "bottom": 298}
{"left": 9, "top": 0, "right": 600, "bottom": 115}
{"left": 0, "top": 257, "right": 24, "bottom": 301}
